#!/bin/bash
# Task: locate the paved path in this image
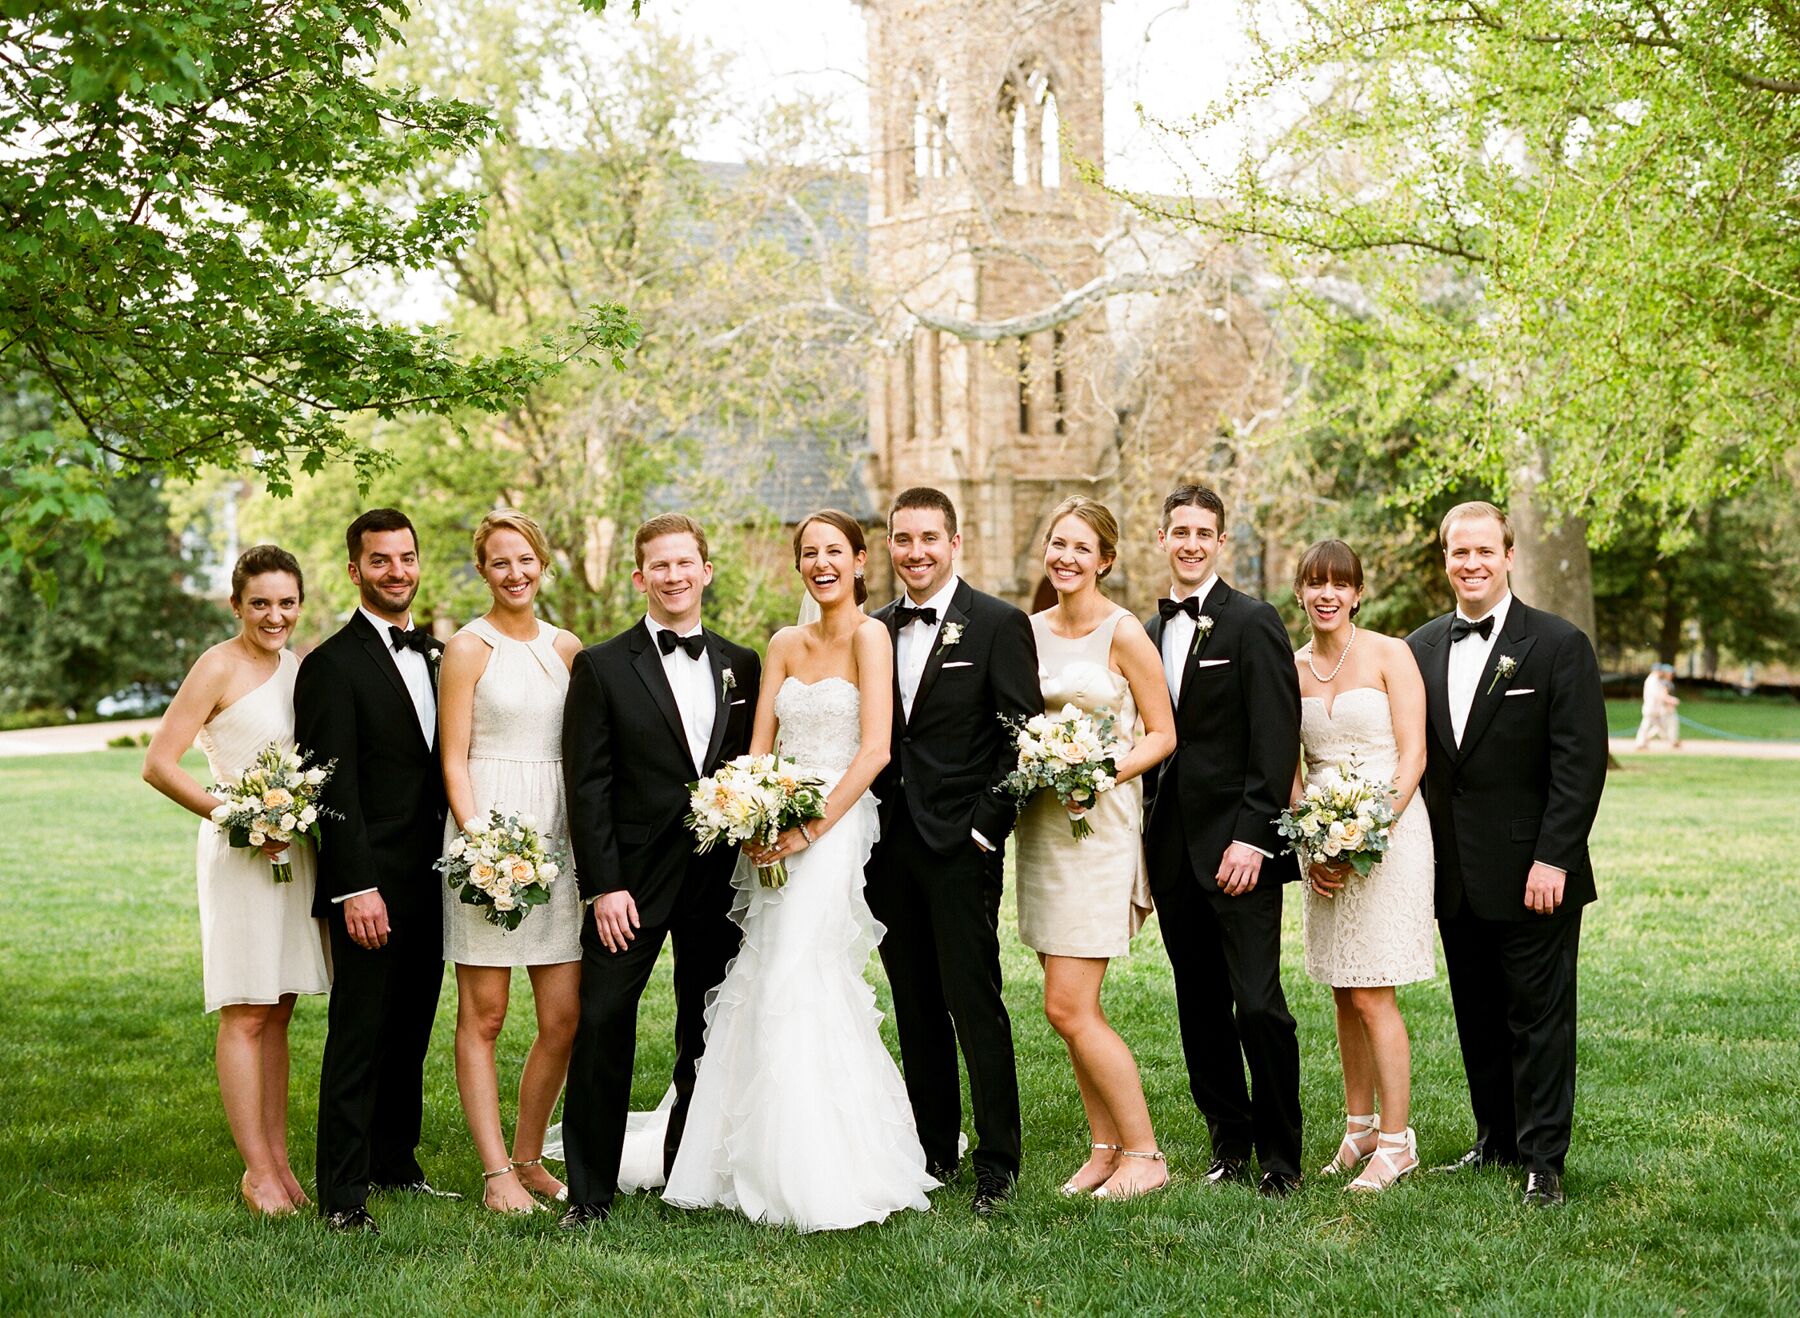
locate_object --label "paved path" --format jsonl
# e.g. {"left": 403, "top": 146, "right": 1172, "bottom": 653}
{"left": 1610, "top": 736, "right": 1800, "bottom": 761}
{"left": 0, "top": 718, "right": 166, "bottom": 758}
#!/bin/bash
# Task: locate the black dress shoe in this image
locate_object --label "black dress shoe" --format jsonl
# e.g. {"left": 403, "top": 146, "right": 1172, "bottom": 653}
{"left": 323, "top": 1206, "right": 379, "bottom": 1234}
{"left": 1522, "top": 1171, "right": 1565, "bottom": 1207}
{"left": 1202, "top": 1156, "right": 1249, "bottom": 1185}
{"left": 1257, "top": 1171, "right": 1302, "bottom": 1198}
{"left": 372, "top": 1179, "right": 463, "bottom": 1200}
{"left": 972, "top": 1172, "right": 1015, "bottom": 1217}
{"left": 1433, "top": 1145, "right": 1519, "bottom": 1175}
{"left": 558, "top": 1202, "right": 612, "bottom": 1230}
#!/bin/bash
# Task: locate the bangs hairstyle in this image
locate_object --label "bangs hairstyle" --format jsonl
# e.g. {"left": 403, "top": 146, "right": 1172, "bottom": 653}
{"left": 888, "top": 486, "right": 958, "bottom": 537}
{"left": 1438, "top": 500, "right": 1513, "bottom": 552}
{"left": 231, "top": 544, "right": 305, "bottom": 604}
{"left": 1293, "top": 539, "right": 1364, "bottom": 604}
{"left": 633, "top": 512, "right": 709, "bottom": 568}
{"left": 473, "top": 509, "right": 552, "bottom": 571}
{"left": 793, "top": 509, "right": 869, "bottom": 606}
{"left": 1043, "top": 495, "right": 1119, "bottom": 578}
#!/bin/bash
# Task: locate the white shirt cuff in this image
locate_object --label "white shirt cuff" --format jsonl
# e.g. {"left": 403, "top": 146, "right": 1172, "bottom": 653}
{"left": 971, "top": 828, "right": 994, "bottom": 852}
{"left": 1233, "top": 841, "right": 1274, "bottom": 860}
{"left": 333, "top": 887, "right": 378, "bottom": 903}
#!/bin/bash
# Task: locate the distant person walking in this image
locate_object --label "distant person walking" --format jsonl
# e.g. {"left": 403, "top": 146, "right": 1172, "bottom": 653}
{"left": 1633, "top": 666, "right": 1681, "bottom": 750}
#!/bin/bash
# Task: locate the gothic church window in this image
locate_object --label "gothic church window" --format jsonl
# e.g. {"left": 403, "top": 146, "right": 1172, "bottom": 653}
{"left": 998, "top": 63, "right": 1060, "bottom": 190}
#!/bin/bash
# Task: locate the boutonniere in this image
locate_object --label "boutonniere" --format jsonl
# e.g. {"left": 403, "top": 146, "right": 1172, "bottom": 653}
{"left": 426, "top": 645, "right": 443, "bottom": 667}
{"left": 936, "top": 622, "right": 964, "bottom": 655}
{"left": 1486, "top": 654, "right": 1518, "bottom": 694}
{"left": 1190, "top": 615, "right": 1215, "bottom": 652}
{"left": 720, "top": 666, "right": 736, "bottom": 694}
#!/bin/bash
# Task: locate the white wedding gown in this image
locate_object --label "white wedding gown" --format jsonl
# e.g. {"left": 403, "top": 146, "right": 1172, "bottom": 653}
{"left": 660, "top": 675, "right": 938, "bottom": 1231}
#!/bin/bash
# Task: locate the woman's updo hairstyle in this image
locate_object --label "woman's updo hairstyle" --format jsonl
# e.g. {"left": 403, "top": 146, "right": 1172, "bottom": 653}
{"left": 1293, "top": 538, "right": 1365, "bottom": 618}
{"left": 792, "top": 509, "right": 869, "bottom": 605}
{"left": 1042, "top": 495, "right": 1120, "bottom": 579}
{"left": 473, "top": 509, "right": 553, "bottom": 572}
{"left": 230, "top": 544, "right": 305, "bottom": 605}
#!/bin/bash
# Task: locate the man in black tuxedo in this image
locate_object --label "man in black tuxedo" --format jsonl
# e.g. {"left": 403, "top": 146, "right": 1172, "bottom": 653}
{"left": 1142, "top": 485, "right": 1305, "bottom": 1197}
{"left": 295, "top": 508, "right": 450, "bottom": 1233}
{"left": 865, "top": 487, "right": 1040, "bottom": 1214}
{"left": 557, "top": 514, "right": 761, "bottom": 1228}
{"left": 1407, "top": 501, "right": 1607, "bottom": 1207}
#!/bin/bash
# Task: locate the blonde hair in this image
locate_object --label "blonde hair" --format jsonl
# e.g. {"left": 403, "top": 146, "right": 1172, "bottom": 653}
{"left": 1438, "top": 500, "right": 1513, "bottom": 552}
{"left": 473, "top": 509, "right": 552, "bottom": 570}
{"left": 1043, "top": 496, "right": 1119, "bottom": 578}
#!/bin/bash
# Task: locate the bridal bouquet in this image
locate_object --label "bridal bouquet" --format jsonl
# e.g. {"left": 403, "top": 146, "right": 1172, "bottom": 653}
{"left": 207, "top": 743, "right": 338, "bottom": 883}
{"left": 435, "top": 809, "right": 563, "bottom": 930}
{"left": 686, "top": 754, "right": 828, "bottom": 888}
{"left": 1000, "top": 704, "right": 1125, "bottom": 840}
{"left": 1276, "top": 766, "right": 1398, "bottom": 878}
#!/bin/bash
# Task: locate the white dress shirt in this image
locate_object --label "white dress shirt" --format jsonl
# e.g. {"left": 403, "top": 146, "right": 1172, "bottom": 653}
{"left": 645, "top": 614, "right": 716, "bottom": 772}
{"left": 338, "top": 608, "right": 438, "bottom": 905}
{"left": 895, "top": 575, "right": 961, "bottom": 723}
{"left": 1446, "top": 591, "right": 1513, "bottom": 746}
{"left": 1159, "top": 572, "right": 1220, "bottom": 704}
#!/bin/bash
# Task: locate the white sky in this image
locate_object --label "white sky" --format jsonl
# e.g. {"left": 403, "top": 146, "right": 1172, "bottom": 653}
{"left": 636, "top": 0, "right": 1257, "bottom": 191}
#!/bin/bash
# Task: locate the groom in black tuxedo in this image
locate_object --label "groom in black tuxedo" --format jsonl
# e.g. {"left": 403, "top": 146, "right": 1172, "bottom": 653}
{"left": 866, "top": 487, "right": 1040, "bottom": 1214}
{"left": 1142, "top": 485, "right": 1305, "bottom": 1197}
{"left": 558, "top": 513, "right": 761, "bottom": 1227}
{"left": 295, "top": 508, "right": 450, "bottom": 1233}
{"left": 1407, "top": 501, "right": 1607, "bottom": 1207}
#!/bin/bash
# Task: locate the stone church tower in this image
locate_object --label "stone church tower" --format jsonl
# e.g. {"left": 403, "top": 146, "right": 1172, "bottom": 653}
{"left": 860, "top": 0, "right": 1113, "bottom": 607}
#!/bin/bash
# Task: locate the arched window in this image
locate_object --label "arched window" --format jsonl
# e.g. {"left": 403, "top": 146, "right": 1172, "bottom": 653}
{"left": 998, "top": 62, "right": 1059, "bottom": 189}
{"left": 907, "top": 72, "right": 955, "bottom": 201}
{"left": 1040, "top": 89, "right": 1061, "bottom": 188}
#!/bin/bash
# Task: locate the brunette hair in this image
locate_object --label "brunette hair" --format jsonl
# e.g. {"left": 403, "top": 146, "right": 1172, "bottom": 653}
{"left": 633, "top": 512, "right": 709, "bottom": 568}
{"left": 888, "top": 486, "right": 959, "bottom": 538}
{"left": 1043, "top": 495, "right": 1119, "bottom": 579}
{"left": 230, "top": 544, "right": 305, "bottom": 605}
{"left": 473, "top": 509, "right": 552, "bottom": 571}
{"left": 345, "top": 507, "right": 416, "bottom": 562}
{"left": 1160, "top": 483, "right": 1227, "bottom": 534}
{"left": 1293, "top": 539, "right": 1364, "bottom": 617}
{"left": 793, "top": 509, "right": 869, "bottom": 605}
{"left": 1438, "top": 500, "right": 1513, "bottom": 552}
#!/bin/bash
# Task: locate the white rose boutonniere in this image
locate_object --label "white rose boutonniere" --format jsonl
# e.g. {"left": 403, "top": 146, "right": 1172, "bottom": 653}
{"left": 721, "top": 666, "right": 736, "bottom": 694}
{"left": 937, "top": 622, "right": 964, "bottom": 655}
{"left": 1486, "top": 654, "right": 1518, "bottom": 694}
{"left": 1191, "top": 614, "right": 1216, "bottom": 651}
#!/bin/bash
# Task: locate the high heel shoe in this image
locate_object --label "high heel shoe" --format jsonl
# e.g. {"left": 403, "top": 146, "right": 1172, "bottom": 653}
{"left": 1320, "top": 1113, "right": 1379, "bottom": 1177}
{"left": 1060, "top": 1143, "right": 1122, "bottom": 1196}
{"left": 511, "top": 1156, "right": 568, "bottom": 1203}
{"left": 1349, "top": 1127, "right": 1417, "bottom": 1193}
{"left": 1092, "top": 1149, "right": 1169, "bottom": 1201}
{"left": 480, "top": 1165, "right": 543, "bottom": 1214}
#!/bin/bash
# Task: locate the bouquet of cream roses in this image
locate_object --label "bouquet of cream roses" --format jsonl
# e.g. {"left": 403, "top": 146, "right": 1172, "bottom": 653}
{"left": 435, "top": 809, "right": 563, "bottom": 930}
{"left": 686, "top": 754, "right": 827, "bottom": 888}
{"left": 1275, "top": 766, "right": 1398, "bottom": 878}
{"left": 207, "top": 742, "right": 338, "bottom": 883}
{"left": 1000, "top": 704, "right": 1125, "bottom": 840}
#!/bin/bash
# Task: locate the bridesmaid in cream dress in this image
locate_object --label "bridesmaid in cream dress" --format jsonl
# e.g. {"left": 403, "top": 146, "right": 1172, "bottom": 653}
{"left": 1013, "top": 497, "right": 1176, "bottom": 1200}
{"left": 144, "top": 545, "right": 331, "bottom": 1216}
{"left": 437, "top": 510, "right": 585, "bottom": 1212}
{"left": 1290, "top": 539, "right": 1435, "bottom": 1192}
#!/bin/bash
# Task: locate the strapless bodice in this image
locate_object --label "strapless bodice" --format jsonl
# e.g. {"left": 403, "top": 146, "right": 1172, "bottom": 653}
{"left": 775, "top": 676, "right": 862, "bottom": 778}
{"left": 1301, "top": 687, "right": 1399, "bottom": 784}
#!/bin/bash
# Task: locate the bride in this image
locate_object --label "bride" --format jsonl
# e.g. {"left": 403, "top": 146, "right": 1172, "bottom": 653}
{"left": 660, "top": 508, "right": 937, "bottom": 1231}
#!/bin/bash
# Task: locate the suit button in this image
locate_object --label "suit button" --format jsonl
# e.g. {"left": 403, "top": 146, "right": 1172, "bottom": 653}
{"left": 902, "top": 735, "right": 912, "bottom": 744}
{"left": 1452, "top": 786, "right": 1464, "bottom": 799}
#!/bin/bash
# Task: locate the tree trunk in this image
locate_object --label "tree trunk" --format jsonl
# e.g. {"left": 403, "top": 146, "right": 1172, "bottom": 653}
{"left": 1655, "top": 567, "right": 1684, "bottom": 666}
{"left": 1509, "top": 456, "right": 1597, "bottom": 644}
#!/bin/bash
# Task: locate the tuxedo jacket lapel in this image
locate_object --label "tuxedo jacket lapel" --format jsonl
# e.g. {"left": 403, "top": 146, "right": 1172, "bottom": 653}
{"left": 354, "top": 613, "right": 431, "bottom": 754}
{"left": 701, "top": 630, "right": 732, "bottom": 771}
{"left": 1420, "top": 617, "right": 1459, "bottom": 760}
{"left": 630, "top": 622, "right": 696, "bottom": 773}
{"left": 905, "top": 583, "right": 969, "bottom": 728}
{"left": 1177, "top": 581, "right": 1228, "bottom": 709}
{"left": 1458, "top": 609, "right": 1538, "bottom": 763}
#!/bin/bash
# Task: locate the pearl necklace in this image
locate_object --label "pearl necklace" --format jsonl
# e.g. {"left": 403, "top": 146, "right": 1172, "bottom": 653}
{"left": 1306, "top": 623, "right": 1356, "bottom": 683}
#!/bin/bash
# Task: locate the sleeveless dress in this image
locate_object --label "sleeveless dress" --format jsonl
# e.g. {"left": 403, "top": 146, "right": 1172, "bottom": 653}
{"left": 1014, "top": 608, "right": 1153, "bottom": 958}
{"left": 1300, "top": 687, "right": 1436, "bottom": 987}
{"left": 661, "top": 676, "right": 937, "bottom": 1232}
{"left": 193, "top": 649, "right": 331, "bottom": 1013}
{"left": 440, "top": 618, "right": 581, "bottom": 967}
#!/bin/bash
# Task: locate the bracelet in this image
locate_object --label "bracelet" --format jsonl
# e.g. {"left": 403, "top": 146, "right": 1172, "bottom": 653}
{"left": 799, "top": 821, "right": 815, "bottom": 844}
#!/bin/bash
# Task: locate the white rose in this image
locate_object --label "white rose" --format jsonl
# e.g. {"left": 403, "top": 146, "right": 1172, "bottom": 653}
{"left": 209, "top": 803, "right": 231, "bottom": 824}
{"left": 249, "top": 830, "right": 266, "bottom": 847}
{"left": 538, "top": 861, "right": 559, "bottom": 881}
{"left": 446, "top": 836, "right": 466, "bottom": 858}
{"left": 299, "top": 805, "right": 317, "bottom": 827}
{"left": 1054, "top": 740, "right": 1087, "bottom": 765}
{"left": 279, "top": 812, "right": 297, "bottom": 832}
{"left": 518, "top": 813, "right": 538, "bottom": 831}
{"left": 304, "top": 767, "right": 327, "bottom": 785}
{"left": 494, "top": 894, "right": 516, "bottom": 911}
{"left": 1338, "top": 821, "right": 1365, "bottom": 850}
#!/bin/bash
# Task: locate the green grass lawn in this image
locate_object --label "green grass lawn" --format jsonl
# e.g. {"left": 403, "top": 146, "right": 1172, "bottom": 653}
{"left": 1606, "top": 693, "right": 1800, "bottom": 742}
{"left": 3, "top": 750, "right": 1797, "bottom": 1315}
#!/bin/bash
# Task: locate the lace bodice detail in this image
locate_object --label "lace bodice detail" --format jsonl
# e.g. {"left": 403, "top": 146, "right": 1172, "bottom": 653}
{"left": 1031, "top": 609, "right": 1136, "bottom": 742}
{"left": 463, "top": 617, "right": 567, "bottom": 764}
{"left": 1301, "top": 687, "right": 1399, "bottom": 786}
{"left": 776, "top": 676, "right": 862, "bottom": 778}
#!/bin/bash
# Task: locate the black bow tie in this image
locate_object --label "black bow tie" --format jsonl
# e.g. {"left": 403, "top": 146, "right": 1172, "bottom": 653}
{"left": 389, "top": 625, "right": 435, "bottom": 655}
{"left": 1158, "top": 596, "right": 1200, "bottom": 622}
{"left": 1450, "top": 614, "right": 1495, "bottom": 643}
{"left": 894, "top": 604, "right": 938, "bottom": 628}
{"left": 658, "top": 628, "right": 706, "bottom": 659}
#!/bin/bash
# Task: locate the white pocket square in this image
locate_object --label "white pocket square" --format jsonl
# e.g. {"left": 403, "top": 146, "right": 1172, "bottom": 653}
{"left": 942, "top": 661, "right": 975, "bottom": 669}
{"left": 1503, "top": 688, "right": 1536, "bottom": 697}
{"left": 729, "top": 699, "right": 747, "bottom": 706}
{"left": 1194, "top": 658, "right": 1231, "bottom": 668}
